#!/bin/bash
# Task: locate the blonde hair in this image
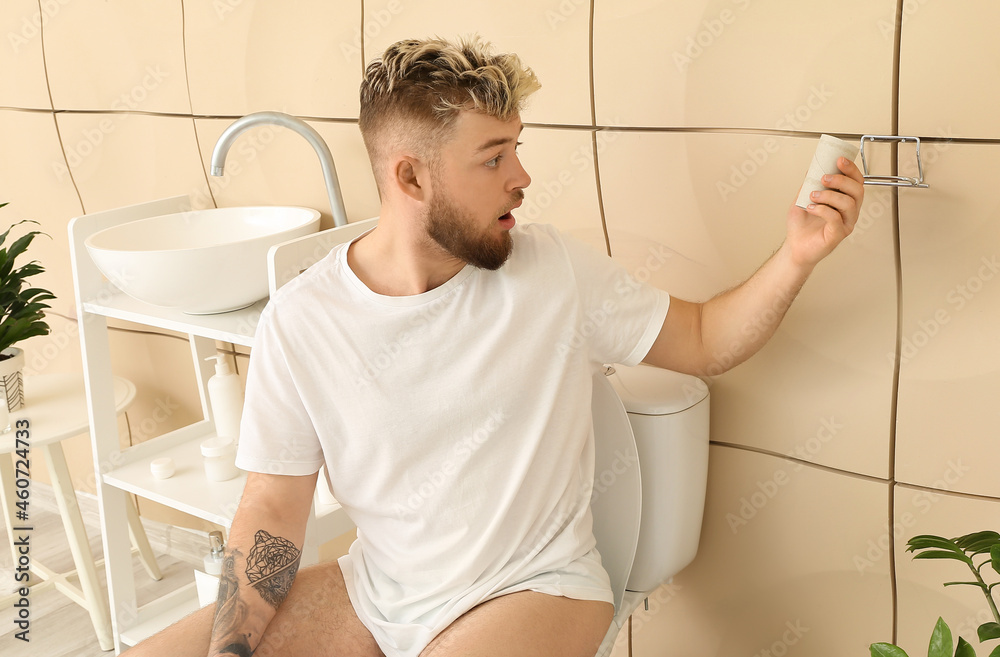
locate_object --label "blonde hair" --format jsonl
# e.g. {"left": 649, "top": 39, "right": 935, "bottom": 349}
{"left": 359, "top": 36, "right": 540, "bottom": 189}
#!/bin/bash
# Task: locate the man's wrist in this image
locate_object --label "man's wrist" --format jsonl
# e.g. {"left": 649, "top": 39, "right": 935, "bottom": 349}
{"left": 775, "top": 239, "right": 817, "bottom": 284}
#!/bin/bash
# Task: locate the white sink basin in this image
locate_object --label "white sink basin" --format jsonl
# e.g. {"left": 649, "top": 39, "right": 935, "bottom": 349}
{"left": 85, "top": 206, "right": 321, "bottom": 314}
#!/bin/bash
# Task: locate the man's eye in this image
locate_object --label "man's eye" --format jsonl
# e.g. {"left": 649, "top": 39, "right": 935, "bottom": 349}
{"left": 486, "top": 155, "right": 502, "bottom": 168}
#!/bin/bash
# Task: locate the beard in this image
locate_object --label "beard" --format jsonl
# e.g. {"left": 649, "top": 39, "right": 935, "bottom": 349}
{"left": 424, "top": 189, "right": 520, "bottom": 271}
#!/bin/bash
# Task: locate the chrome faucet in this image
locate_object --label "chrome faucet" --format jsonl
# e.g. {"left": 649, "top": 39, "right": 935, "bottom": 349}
{"left": 210, "top": 111, "right": 349, "bottom": 227}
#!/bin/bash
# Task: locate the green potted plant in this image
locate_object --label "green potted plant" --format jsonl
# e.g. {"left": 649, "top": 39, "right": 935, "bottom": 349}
{"left": 0, "top": 204, "right": 55, "bottom": 411}
{"left": 871, "top": 531, "right": 1000, "bottom": 657}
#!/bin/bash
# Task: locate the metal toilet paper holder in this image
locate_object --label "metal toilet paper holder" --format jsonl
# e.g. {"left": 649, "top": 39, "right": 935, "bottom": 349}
{"left": 860, "top": 134, "right": 931, "bottom": 188}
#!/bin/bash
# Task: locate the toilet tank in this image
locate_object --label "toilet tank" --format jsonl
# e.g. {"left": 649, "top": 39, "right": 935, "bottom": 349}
{"left": 607, "top": 364, "right": 710, "bottom": 593}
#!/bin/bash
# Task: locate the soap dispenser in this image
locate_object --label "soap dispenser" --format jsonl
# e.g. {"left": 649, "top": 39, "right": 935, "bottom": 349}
{"left": 195, "top": 530, "right": 225, "bottom": 607}
{"left": 204, "top": 353, "right": 245, "bottom": 441}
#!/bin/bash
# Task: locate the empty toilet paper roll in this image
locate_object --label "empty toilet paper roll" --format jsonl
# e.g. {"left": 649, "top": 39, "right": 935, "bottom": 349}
{"left": 795, "top": 134, "right": 860, "bottom": 208}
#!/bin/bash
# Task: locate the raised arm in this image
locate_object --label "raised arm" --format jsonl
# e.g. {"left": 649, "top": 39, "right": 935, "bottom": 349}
{"left": 643, "top": 156, "right": 865, "bottom": 375}
{"left": 208, "top": 470, "right": 318, "bottom": 657}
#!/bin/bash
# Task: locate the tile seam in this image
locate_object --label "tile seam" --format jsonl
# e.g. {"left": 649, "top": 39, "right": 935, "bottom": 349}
{"left": 888, "top": 0, "right": 905, "bottom": 645}
{"left": 35, "top": 0, "right": 86, "bottom": 216}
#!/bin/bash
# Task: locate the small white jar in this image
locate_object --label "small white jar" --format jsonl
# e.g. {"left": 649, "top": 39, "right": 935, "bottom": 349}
{"left": 150, "top": 457, "right": 175, "bottom": 480}
{"left": 200, "top": 437, "right": 239, "bottom": 482}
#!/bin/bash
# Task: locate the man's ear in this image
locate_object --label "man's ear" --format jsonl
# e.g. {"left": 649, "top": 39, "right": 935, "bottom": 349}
{"left": 392, "top": 155, "right": 430, "bottom": 203}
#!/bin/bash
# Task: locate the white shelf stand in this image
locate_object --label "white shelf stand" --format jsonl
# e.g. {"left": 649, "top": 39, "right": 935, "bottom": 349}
{"left": 69, "top": 197, "right": 375, "bottom": 652}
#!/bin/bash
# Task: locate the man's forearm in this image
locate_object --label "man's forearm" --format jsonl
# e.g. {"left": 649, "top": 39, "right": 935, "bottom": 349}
{"left": 209, "top": 526, "right": 303, "bottom": 656}
{"left": 697, "top": 240, "right": 812, "bottom": 373}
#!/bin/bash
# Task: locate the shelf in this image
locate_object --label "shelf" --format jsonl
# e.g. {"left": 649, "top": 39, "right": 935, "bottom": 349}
{"left": 103, "top": 424, "right": 246, "bottom": 526}
{"left": 103, "top": 422, "right": 353, "bottom": 533}
{"left": 82, "top": 290, "right": 266, "bottom": 347}
{"left": 119, "top": 582, "right": 201, "bottom": 647}
{"left": 70, "top": 198, "right": 368, "bottom": 651}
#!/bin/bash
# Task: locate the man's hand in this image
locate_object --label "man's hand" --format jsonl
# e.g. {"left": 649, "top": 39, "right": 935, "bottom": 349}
{"left": 784, "top": 156, "right": 866, "bottom": 270}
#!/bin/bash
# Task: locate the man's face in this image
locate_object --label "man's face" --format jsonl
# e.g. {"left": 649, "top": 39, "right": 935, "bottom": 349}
{"left": 423, "top": 111, "right": 530, "bottom": 270}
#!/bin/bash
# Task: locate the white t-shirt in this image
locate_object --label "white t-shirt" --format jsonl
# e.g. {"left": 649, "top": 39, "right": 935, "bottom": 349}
{"left": 235, "top": 223, "right": 670, "bottom": 655}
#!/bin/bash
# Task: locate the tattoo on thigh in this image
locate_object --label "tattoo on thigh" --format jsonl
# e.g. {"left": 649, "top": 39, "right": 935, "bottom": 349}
{"left": 219, "top": 642, "right": 254, "bottom": 657}
{"left": 213, "top": 549, "right": 253, "bottom": 656}
{"left": 245, "top": 529, "right": 302, "bottom": 609}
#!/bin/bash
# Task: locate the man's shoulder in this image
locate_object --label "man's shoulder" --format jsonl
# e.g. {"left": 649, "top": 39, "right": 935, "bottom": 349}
{"left": 263, "top": 243, "right": 351, "bottom": 317}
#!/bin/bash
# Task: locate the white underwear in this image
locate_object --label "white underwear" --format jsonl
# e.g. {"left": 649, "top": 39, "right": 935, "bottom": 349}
{"left": 338, "top": 546, "right": 614, "bottom": 657}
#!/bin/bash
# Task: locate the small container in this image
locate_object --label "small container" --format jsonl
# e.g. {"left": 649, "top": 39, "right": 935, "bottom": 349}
{"left": 195, "top": 530, "right": 225, "bottom": 607}
{"left": 204, "top": 353, "right": 245, "bottom": 442}
{"left": 150, "top": 457, "right": 175, "bottom": 480}
{"left": 200, "top": 437, "right": 239, "bottom": 482}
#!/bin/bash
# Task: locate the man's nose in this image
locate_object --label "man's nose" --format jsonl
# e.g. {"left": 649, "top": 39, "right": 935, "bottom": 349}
{"left": 510, "top": 155, "right": 531, "bottom": 191}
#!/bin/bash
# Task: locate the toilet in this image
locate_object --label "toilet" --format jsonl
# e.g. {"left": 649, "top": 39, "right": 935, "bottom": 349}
{"left": 590, "top": 363, "right": 711, "bottom": 656}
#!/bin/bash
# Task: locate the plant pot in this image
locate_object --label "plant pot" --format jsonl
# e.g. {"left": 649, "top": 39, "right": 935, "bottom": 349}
{"left": 0, "top": 347, "right": 25, "bottom": 411}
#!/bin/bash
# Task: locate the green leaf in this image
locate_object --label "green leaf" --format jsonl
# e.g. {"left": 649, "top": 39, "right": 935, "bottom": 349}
{"left": 915, "top": 551, "right": 973, "bottom": 562}
{"left": 992, "top": 545, "right": 1000, "bottom": 577}
{"left": 980, "top": 623, "right": 1000, "bottom": 642}
{"left": 955, "top": 532, "right": 1000, "bottom": 550}
{"left": 956, "top": 637, "right": 977, "bottom": 657}
{"left": 5, "top": 231, "right": 44, "bottom": 264}
{"left": 0, "top": 218, "right": 37, "bottom": 251}
{"left": 0, "top": 210, "right": 55, "bottom": 353}
{"left": 967, "top": 539, "right": 1000, "bottom": 558}
{"left": 870, "top": 643, "right": 909, "bottom": 657}
{"left": 908, "top": 536, "right": 966, "bottom": 555}
{"left": 929, "top": 617, "right": 954, "bottom": 657}
{"left": 988, "top": 645, "right": 1000, "bottom": 657}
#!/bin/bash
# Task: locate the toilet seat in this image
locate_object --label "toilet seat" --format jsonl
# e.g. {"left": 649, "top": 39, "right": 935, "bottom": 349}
{"left": 589, "top": 369, "right": 642, "bottom": 622}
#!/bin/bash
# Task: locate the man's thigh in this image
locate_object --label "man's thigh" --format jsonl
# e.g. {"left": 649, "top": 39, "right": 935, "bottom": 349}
{"left": 255, "top": 560, "right": 384, "bottom": 657}
{"left": 418, "top": 591, "right": 613, "bottom": 657}
{"left": 125, "top": 560, "right": 381, "bottom": 657}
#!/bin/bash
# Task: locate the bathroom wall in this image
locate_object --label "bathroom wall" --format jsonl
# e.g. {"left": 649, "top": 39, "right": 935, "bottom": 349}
{"left": 2, "top": 1, "right": 998, "bottom": 655}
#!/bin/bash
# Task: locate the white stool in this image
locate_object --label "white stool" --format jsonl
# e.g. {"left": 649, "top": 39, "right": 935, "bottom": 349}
{"left": 0, "top": 373, "right": 161, "bottom": 651}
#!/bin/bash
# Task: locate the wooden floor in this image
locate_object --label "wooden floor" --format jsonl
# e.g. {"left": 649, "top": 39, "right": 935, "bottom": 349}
{"left": 0, "top": 484, "right": 204, "bottom": 656}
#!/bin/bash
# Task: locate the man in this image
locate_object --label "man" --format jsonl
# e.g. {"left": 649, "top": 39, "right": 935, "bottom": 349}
{"left": 126, "top": 36, "right": 863, "bottom": 657}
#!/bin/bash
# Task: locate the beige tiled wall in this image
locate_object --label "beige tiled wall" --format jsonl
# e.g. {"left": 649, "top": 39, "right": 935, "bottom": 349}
{"left": 4, "top": 1, "right": 999, "bottom": 655}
